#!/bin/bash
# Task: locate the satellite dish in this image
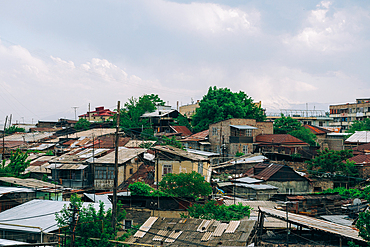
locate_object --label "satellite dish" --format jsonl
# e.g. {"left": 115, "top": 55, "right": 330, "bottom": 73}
{"left": 353, "top": 198, "right": 361, "bottom": 205}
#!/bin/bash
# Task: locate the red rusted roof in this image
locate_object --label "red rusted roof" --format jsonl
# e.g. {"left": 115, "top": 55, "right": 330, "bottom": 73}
{"left": 0, "top": 141, "right": 25, "bottom": 148}
{"left": 352, "top": 143, "right": 370, "bottom": 155}
{"left": 255, "top": 134, "right": 308, "bottom": 145}
{"left": 347, "top": 154, "right": 370, "bottom": 164}
{"left": 303, "top": 125, "right": 332, "bottom": 135}
{"left": 170, "top": 126, "right": 192, "bottom": 137}
{"left": 92, "top": 112, "right": 113, "bottom": 117}
{"left": 252, "top": 163, "right": 284, "bottom": 180}
{"left": 182, "top": 129, "right": 209, "bottom": 142}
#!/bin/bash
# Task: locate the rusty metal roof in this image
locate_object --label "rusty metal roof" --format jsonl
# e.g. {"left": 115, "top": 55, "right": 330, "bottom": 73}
{"left": 252, "top": 163, "right": 284, "bottom": 180}
{"left": 181, "top": 129, "right": 209, "bottom": 142}
{"left": 170, "top": 126, "right": 193, "bottom": 137}
{"left": 255, "top": 134, "right": 308, "bottom": 146}
{"left": 259, "top": 207, "right": 365, "bottom": 242}
{"left": 153, "top": 145, "right": 209, "bottom": 161}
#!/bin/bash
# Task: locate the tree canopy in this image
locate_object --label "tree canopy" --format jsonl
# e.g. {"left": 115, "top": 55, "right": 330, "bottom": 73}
{"left": 347, "top": 118, "right": 370, "bottom": 133}
{"left": 191, "top": 87, "right": 266, "bottom": 133}
{"left": 113, "top": 94, "right": 164, "bottom": 139}
{"left": 75, "top": 118, "right": 91, "bottom": 130}
{"left": 159, "top": 172, "right": 212, "bottom": 199}
{"left": 274, "top": 115, "right": 317, "bottom": 146}
{"left": 306, "top": 148, "right": 355, "bottom": 175}
{"left": 5, "top": 125, "right": 25, "bottom": 134}
{"left": 183, "top": 201, "right": 251, "bottom": 221}
{"left": 55, "top": 194, "right": 131, "bottom": 247}
{"left": 0, "top": 149, "right": 30, "bottom": 177}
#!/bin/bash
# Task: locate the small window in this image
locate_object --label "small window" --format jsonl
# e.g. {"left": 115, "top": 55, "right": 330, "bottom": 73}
{"left": 212, "top": 127, "right": 218, "bottom": 136}
{"left": 242, "top": 145, "right": 248, "bottom": 154}
{"left": 319, "top": 121, "right": 323, "bottom": 127}
{"left": 163, "top": 164, "right": 172, "bottom": 176}
{"left": 286, "top": 188, "right": 294, "bottom": 194}
{"left": 124, "top": 220, "right": 132, "bottom": 229}
{"left": 245, "top": 129, "right": 252, "bottom": 137}
{"left": 198, "top": 162, "right": 203, "bottom": 175}
{"left": 129, "top": 168, "right": 133, "bottom": 174}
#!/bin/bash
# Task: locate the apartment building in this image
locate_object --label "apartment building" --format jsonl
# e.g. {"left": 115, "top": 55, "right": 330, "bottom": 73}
{"left": 329, "top": 98, "right": 370, "bottom": 132}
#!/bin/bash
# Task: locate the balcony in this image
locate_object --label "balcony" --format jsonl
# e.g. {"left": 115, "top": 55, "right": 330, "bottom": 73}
{"left": 229, "top": 136, "right": 253, "bottom": 143}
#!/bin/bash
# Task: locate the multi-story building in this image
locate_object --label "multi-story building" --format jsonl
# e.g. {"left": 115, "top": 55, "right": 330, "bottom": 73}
{"left": 267, "top": 109, "right": 332, "bottom": 127}
{"left": 329, "top": 98, "right": 370, "bottom": 132}
{"left": 208, "top": 118, "right": 273, "bottom": 156}
{"left": 78, "top": 106, "right": 115, "bottom": 122}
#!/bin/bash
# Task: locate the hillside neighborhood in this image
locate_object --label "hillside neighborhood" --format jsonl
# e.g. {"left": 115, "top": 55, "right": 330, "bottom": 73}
{"left": 1, "top": 91, "right": 370, "bottom": 247}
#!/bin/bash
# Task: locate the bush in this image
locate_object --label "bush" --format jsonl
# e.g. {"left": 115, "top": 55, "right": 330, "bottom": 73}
{"left": 183, "top": 201, "right": 251, "bottom": 221}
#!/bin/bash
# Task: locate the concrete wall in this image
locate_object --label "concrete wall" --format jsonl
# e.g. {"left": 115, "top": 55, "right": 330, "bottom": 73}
{"left": 266, "top": 180, "right": 311, "bottom": 194}
{"left": 155, "top": 160, "right": 211, "bottom": 182}
{"left": 209, "top": 119, "right": 273, "bottom": 156}
{"left": 124, "top": 208, "right": 187, "bottom": 226}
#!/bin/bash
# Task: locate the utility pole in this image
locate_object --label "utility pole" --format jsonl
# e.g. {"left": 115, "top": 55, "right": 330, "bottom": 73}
{"left": 112, "top": 101, "right": 120, "bottom": 232}
{"left": 2, "top": 116, "right": 8, "bottom": 161}
{"left": 71, "top": 107, "right": 79, "bottom": 121}
{"left": 88, "top": 103, "right": 91, "bottom": 121}
{"left": 69, "top": 204, "right": 79, "bottom": 247}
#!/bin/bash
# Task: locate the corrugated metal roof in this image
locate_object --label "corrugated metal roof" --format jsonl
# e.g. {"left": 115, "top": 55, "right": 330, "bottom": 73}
{"left": 165, "top": 230, "right": 183, "bottom": 243}
{"left": 94, "top": 147, "right": 146, "bottom": 164}
{"left": 4, "top": 132, "right": 54, "bottom": 142}
{"left": 170, "top": 126, "right": 192, "bottom": 136}
{"left": 197, "top": 220, "right": 214, "bottom": 232}
{"left": 181, "top": 129, "right": 209, "bottom": 142}
{"left": 233, "top": 177, "right": 264, "bottom": 184}
{"left": 134, "top": 217, "right": 158, "bottom": 238}
{"left": 152, "top": 230, "right": 168, "bottom": 241}
{"left": 201, "top": 231, "right": 212, "bottom": 241}
{"left": 259, "top": 207, "right": 365, "bottom": 242}
{"left": 212, "top": 223, "right": 228, "bottom": 237}
{"left": 345, "top": 131, "right": 370, "bottom": 144}
{"left": 320, "top": 215, "right": 354, "bottom": 227}
{"left": 141, "top": 109, "right": 176, "bottom": 118}
{"left": 83, "top": 193, "right": 112, "bottom": 206}
{"left": 48, "top": 163, "right": 87, "bottom": 170}
{"left": 252, "top": 163, "right": 284, "bottom": 180}
{"left": 0, "top": 199, "right": 109, "bottom": 233}
{"left": 153, "top": 145, "right": 209, "bottom": 161}
{"left": 0, "top": 177, "right": 62, "bottom": 192}
{"left": 230, "top": 125, "right": 258, "bottom": 130}
{"left": 256, "top": 134, "right": 308, "bottom": 145}
{"left": 0, "top": 238, "right": 29, "bottom": 246}
{"left": 225, "top": 221, "right": 240, "bottom": 233}
{"left": 186, "top": 148, "right": 219, "bottom": 157}
{"left": 28, "top": 143, "right": 56, "bottom": 150}
{"left": 0, "top": 186, "right": 34, "bottom": 195}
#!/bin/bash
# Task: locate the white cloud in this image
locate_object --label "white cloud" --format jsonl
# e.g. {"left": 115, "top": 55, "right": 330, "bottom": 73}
{"left": 0, "top": 41, "right": 200, "bottom": 121}
{"left": 145, "top": 0, "right": 260, "bottom": 35}
{"left": 283, "top": 1, "right": 370, "bottom": 52}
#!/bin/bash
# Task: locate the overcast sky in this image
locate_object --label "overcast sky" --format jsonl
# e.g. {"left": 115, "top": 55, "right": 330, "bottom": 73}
{"left": 0, "top": 0, "right": 370, "bottom": 123}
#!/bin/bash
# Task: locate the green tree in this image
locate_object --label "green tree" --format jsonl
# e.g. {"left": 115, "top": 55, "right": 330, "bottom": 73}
{"left": 75, "top": 118, "right": 91, "bottom": 130}
{"left": 172, "top": 114, "right": 192, "bottom": 131}
{"left": 113, "top": 94, "right": 165, "bottom": 134}
{"left": 183, "top": 201, "right": 251, "bottom": 221}
{"left": 356, "top": 210, "right": 370, "bottom": 243}
{"left": 161, "top": 136, "right": 184, "bottom": 149}
{"left": 274, "top": 115, "right": 317, "bottom": 146}
{"left": 0, "top": 149, "right": 30, "bottom": 177}
{"left": 159, "top": 172, "right": 212, "bottom": 199}
{"left": 192, "top": 87, "right": 265, "bottom": 133}
{"left": 128, "top": 182, "right": 152, "bottom": 196}
{"left": 55, "top": 194, "right": 131, "bottom": 247}
{"left": 347, "top": 118, "right": 370, "bottom": 133}
{"left": 5, "top": 125, "right": 25, "bottom": 134}
{"left": 307, "top": 148, "right": 354, "bottom": 175}
{"left": 274, "top": 115, "right": 302, "bottom": 134}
